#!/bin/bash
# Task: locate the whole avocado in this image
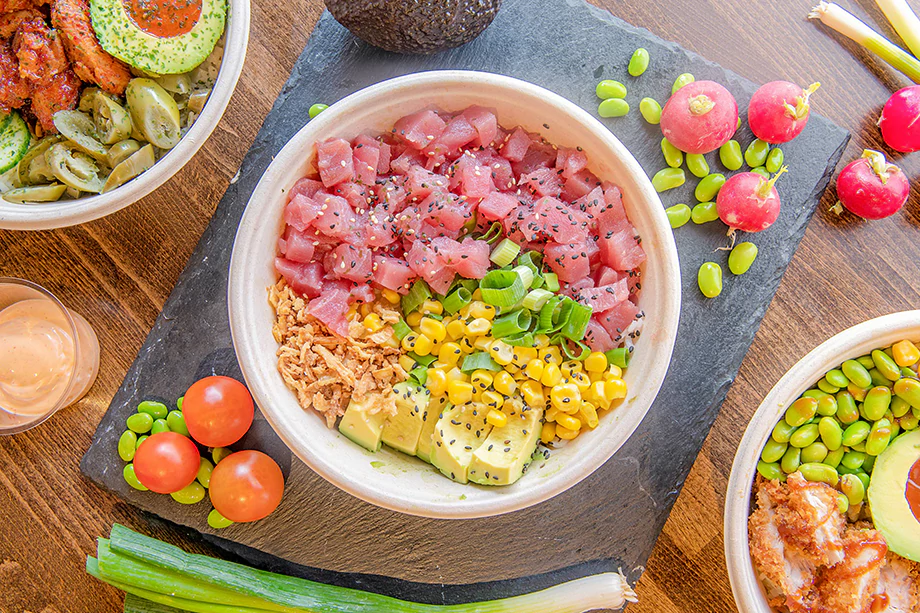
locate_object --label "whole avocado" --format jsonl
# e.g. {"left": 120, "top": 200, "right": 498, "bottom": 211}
{"left": 325, "top": 0, "right": 502, "bottom": 55}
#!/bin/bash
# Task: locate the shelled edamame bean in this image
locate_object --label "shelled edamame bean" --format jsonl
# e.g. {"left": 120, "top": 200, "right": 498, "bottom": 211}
{"left": 665, "top": 203, "right": 691, "bottom": 228}
{"left": 628, "top": 48, "right": 650, "bottom": 76}
{"left": 639, "top": 98, "right": 661, "bottom": 124}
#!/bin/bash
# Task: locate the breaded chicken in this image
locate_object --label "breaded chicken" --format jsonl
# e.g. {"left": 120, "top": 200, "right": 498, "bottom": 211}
{"left": 812, "top": 526, "right": 888, "bottom": 613}
{"left": 51, "top": 0, "right": 130, "bottom": 96}
{"left": 0, "top": 0, "right": 44, "bottom": 12}
{"left": 29, "top": 67, "right": 78, "bottom": 132}
{"left": 0, "top": 8, "right": 43, "bottom": 38}
{"left": 12, "top": 17, "right": 68, "bottom": 82}
{"left": 875, "top": 553, "right": 920, "bottom": 613}
{"left": 0, "top": 40, "right": 29, "bottom": 113}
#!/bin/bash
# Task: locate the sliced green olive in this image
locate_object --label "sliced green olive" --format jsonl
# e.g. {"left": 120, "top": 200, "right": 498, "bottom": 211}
{"left": 47, "top": 142, "right": 106, "bottom": 193}
{"left": 78, "top": 88, "right": 132, "bottom": 145}
{"left": 2, "top": 183, "right": 67, "bottom": 203}
{"left": 107, "top": 139, "right": 141, "bottom": 168}
{"left": 52, "top": 110, "right": 108, "bottom": 161}
{"left": 187, "top": 90, "right": 210, "bottom": 115}
{"left": 156, "top": 74, "right": 191, "bottom": 96}
{"left": 126, "top": 78, "right": 181, "bottom": 150}
{"left": 17, "top": 135, "right": 64, "bottom": 186}
{"left": 102, "top": 143, "right": 154, "bottom": 193}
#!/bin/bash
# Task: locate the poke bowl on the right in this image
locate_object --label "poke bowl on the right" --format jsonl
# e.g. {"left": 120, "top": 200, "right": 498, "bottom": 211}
{"left": 724, "top": 311, "right": 920, "bottom": 613}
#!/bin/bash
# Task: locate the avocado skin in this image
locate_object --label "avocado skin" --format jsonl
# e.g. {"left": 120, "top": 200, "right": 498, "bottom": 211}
{"left": 325, "top": 0, "right": 502, "bottom": 55}
{"left": 867, "top": 429, "right": 920, "bottom": 562}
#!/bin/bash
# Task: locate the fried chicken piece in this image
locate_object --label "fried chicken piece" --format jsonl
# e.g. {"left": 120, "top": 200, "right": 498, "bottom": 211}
{"left": 0, "top": 0, "right": 43, "bottom": 12}
{"left": 811, "top": 526, "right": 888, "bottom": 613}
{"left": 0, "top": 40, "right": 29, "bottom": 113}
{"left": 0, "top": 8, "right": 43, "bottom": 38}
{"left": 874, "top": 553, "right": 920, "bottom": 613}
{"left": 29, "top": 67, "right": 78, "bottom": 133}
{"left": 777, "top": 472, "right": 848, "bottom": 566}
{"left": 12, "top": 17, "right": 69, "bottom": 82}
{"left": 51, "top": 0, "right": 130, "bottom": 96}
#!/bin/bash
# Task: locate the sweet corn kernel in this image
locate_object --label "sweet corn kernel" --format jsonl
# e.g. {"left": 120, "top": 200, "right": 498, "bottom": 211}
{"left": 448, "top": 381, "right": 474, "bottom": 405}
{"left": 524, "top": 359, "right": 545, "bottom": 381}
{"left": 401, "top": 334, "right": 419, "bottom": 352}
{"left": 585, "top": 352, "right": 608, "bottom": 373}
{"left": 541, "top": 422, "right": 556, "bottom": 444}
{"left": 382, "top": 288, "right": 400, "bottom": 304}
{"left": 486, "top": 409, "right": 507, "bottom": 427}
{"left": 556, "top": 424, "right": 579, "bottom": 440}
{"left": 446, "top": 319, "right": 467, "bottom": 339}
{"left": 406, "top": 311, "right": 423, "bottom": 327}
{"left": 362, "top": 313, "right": 384, "bottom": 332}
{"left": 561, "top": 360, "right": 583, "bottom": 377}
{"left": 605, "top": 378, "right": 628, "bottom": 400}
{"left": 521, "top": 380, "right": 545, "bottom": 407}
{"left": 493, "top": 371, "right": 518, "bottom": 395}
{"left": 534, "top": 334, "right": 551, "bottom": 348}
{"left": 606, "top": 364, "right": 623, "bottom": 379}
{"left": 579, "top": 401, "right": 599, "bottom": 428}
{"left": 587, "top": 381, "right": 607, "bottom": 405}
{"left": 430, "top": 337, "right": 442, "bottom": 353}
{"left": 421, "top": 299, "right": 443, "bottom": 316}
{"left": 505, "top": 363, "right": 521, "bottom": 376}
{"left": 569, "top": 371, "right": 592, "bottom": 392}
{"left": 545, "top": 407, "right": 559, "bottom": 422}
{"left": 445, "top": 367, "right": 467, "bottom": 384}
{"left": 413, "top": 334, "right": 434, "bottom": 356}
{"left": 459, "top": 337, "right": 476, "bottom": 354}
{"left": 471, "top": 370, "right": 494, "bottom": 391}
{"left": 419, "top": 318, "right": 447, "bottom": 343}
{"left": 360, "top": 302, "right": 373, "bottom": 317}
{"left": 471, "top": 288, "right": 483, "bottom": 301}
{"left": 382, "top": 336, "right": 400, "bottom": 349}
{"left": 893, "top": 340, "right": 920, "bottom": 367}
{"left": 551, "top": 383, "right": 581, "bottom": 411}
{"left": 472, "top": 388, "right": 484, "bottom": 403}
{"left": 438, "top": 342, "right": 462, "bottom": 365}
{"left": 588, "top": 370, "right": 606, "bottom": 384}
{"left": 540, "top": 363, "right": 562, "bottom": 387}
{"left": 482, "top": 391, "right": 504, "bottom": 409}
{"left": 466, "top": 318, "right": 492, "bottom": 336}
{"left": 512, "top": 346, "right": 538, "bottom": 367}
{"left": 469, "top": 302, "right": 497, "bottom": 320}
{"left": 504, "top": 398, "right": 523, "bottom": 415}
{"left": 473, "top": 336, "right": 492, "bottom": 351}
{"left": 427, "top": 369, "right": 448, "bottom": 396}
{"left": 489, "top": 340, "right": 514, "bottom": 365}
{"left": 398, "top": 354, "right": 416, "bottom": 373}
{"left": 556, "top": 413, "right": 581, "bottom": 431}
{"left": 346, "top": 305, "right": 358, "bottom": 320}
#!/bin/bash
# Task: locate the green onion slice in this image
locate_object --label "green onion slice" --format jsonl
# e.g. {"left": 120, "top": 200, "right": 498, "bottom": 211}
{"left": 605, "top": 346, "right": 632, "bottom": 368}
{"left": 480, "top": 269, "right": 526, "bottom": 308}
{"left": 489, "top": 238, "right": 521, "bottom": 268}
{"left": 555, "top": 337, "right": 591, "bottom": 361}
{"left": 536, "top": 295, "right": 564, "bottom": 333}
{"left": 460, "top": 352, "right": 503, "bottom": 373}
{"left": 561, "top": 301, "right": 592, "bottom": 341}
{"left": 504, "top": 332, "right": 536, "bottom": 347}
{"left": 393, "top": 319, "right": 412, "bottom": 340}
{"left": 511, "top": 265, "right": 535, "bottom": 291}
{"left": 401, "top": 279, "right": 431, "bottom": 315}
{"left": 408, "top": 366, "right": 428, "bottom": 385}
{"left": 407, "top": 352, "right": 438, "bottom": 367}
{"left": 522, "top": 288, "right": 554, "bottom": 311}
{"left": 477, "top": 221, "right": 504, "bottom": 244}
{"left": 442, "top": 287, "right": 472, "bottom": 315}
{"left": 491, "top": 309, "right": 533, "bottom": 339}
{"left": 544, "top": 272, "right": 561, "bottom": 293}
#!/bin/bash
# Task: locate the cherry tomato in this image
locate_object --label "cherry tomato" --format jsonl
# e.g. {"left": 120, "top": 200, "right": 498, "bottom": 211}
{"left": 133, "top": 432, "right": 200, "bottom": 494}
{"left": 182, "top": 376, "right": 254, "bottom": 447}
{"left": 209, "top": 450, "right": 284, "bottom": 522}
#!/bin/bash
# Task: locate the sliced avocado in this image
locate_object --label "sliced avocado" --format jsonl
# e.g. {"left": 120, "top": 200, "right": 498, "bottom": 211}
{"left": 469, "top": 405, "right": 544, "bottom": 486}
{"left": 338, "top": 396, "right": 388, "bottom": 452}
{"left": 431, "top": 403, "right": 492, "bottom": 484}
{"left": 868, "top": 429, "right": 920, "bottom": 562}
{"left": 381, "top": 382, "right": 430, "bottom": 456}
{"left": 90, "top": 0, "right": 227, "bottom": 74}
{"left": 416, "top": 396, "right": 449, "bottom": 464}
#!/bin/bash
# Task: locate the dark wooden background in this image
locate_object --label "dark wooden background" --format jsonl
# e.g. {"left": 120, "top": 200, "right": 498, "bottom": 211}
{"left": 1, "top": 1, "right": 918, "bottom": 611}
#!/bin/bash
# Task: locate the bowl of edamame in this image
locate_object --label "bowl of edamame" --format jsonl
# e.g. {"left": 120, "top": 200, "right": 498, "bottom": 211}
{"left": 724, "top": 310, "right": 920, "bottom": 613}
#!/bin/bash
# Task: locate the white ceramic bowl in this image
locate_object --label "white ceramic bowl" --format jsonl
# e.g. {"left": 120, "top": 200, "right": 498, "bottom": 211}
{"left": 228, "top": 70, "right": 681, "bottom": 519}
{"left": 0, "top": 0, "right": 250, "bottom": 231}
{"left": 724, "top": 310, "right": 920, "bottom": 612}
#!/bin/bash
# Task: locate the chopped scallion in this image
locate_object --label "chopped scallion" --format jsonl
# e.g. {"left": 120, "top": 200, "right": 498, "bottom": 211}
{"left": 556, "top": 338, "right": 591, "bottom": 361}
{"left": 478, "top": 221, "right": 504, "bottom": 244}
{"left": 504, "top": 332, "right": 536, "bottom": 347}
{"left": 605, "top": 346, "right": 632, "bottom": 368}
{"left": 393, "top": 319, "right": 412, "bottom": 340}
{"left": 489, "top": 238, "right": 521, "bottom": 268}
{"left": 401, "top": 279, "right": 432, "bottom": 315}
{"left": 460, "top": 352, "right": 503, "bottom": 373}
{"left": 480, "top": 269, "right": 526, "bottom": 308}
{"left": 442, "top": 287, "right": 472, "bottom": 315}
{"left": 491, "top": 309, "right": 533, "bottom": 339}
{"left": 543, "top": 272, "right": 560, "bottom": 293}
{"left": 523, "top": 288, "right": 554, "bottom": 311}
{"left": 408, "top": 352, "right": 438, "bottom": 367}
{"left": 408, "top": 367, "right": 428, "bottom": 385}
{"left": 511, "top": 265, "right": 535, "bottom": 290}
{"left": 561, "top": 301, "right": 592, "bottom": 341}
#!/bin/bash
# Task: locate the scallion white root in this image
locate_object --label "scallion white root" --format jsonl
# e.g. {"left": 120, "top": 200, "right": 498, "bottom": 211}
{"left": 876, "top": 0, "right": 920, "bottom": 59}
{"left": 809, "top": 2, "right": 920, "bottom": 82}
{"left": 461, "top": 572, "right": 638, "bottom": 613}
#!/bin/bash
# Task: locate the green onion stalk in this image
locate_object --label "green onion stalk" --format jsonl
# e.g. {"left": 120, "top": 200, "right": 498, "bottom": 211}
{"left": 875, "top": 0, "right": 920, "bottom": 59}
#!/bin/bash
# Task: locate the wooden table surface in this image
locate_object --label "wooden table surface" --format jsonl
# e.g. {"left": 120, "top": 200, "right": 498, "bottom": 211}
{"left": 2, "top": 1, "right": 918, "bottom": 611}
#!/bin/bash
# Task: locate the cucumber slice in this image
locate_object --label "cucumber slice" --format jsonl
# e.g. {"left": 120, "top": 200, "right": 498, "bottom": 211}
{"left": 0, "top": 112, "right": 30, "bottom": 174}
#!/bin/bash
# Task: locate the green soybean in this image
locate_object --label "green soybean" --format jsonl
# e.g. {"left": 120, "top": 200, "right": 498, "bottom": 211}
{"left": 598, "top": 98, "right": 630, "bottom": 118}
{"left": 672, "top": 73, "right": 695, "bottom": 95}
{"left": 866, "top": 419, "right": 892, "bottom": 456}
{"left": 765, "top": 147, "right": 784, "bottom": 174}
{"left": 138, "top": 400, "right": 168, "bottom": 419}
{"left": 862, "top": 387, "right": 891, "bottom": 421}
{"left": 852, "top": 441, "right": 867, "bottom": 452}
{"left": 817, "top": 379, "right": 840, "bottom": 394}
{"left": 790, "top": 423, "right": 820, "bottom": 448}
{"left": 695, "top": 173, "right": 725, "bottom": 202}
{"left": 894, "top": 377, "right": 920, "bottom": 408}
{"left": 868, "top": 369, "right": 892, "bottom": 388}
{"left": 836, "top": 492, "right": 849, "bottom": 514}
{"left": 772, "top": 419, "right": 798, "bottom": 444}
{"left": 841, "top": 450, "right": 867, "bottom": 470}
{"left": 177, "top": 396, "right": 184, "bottom": 410}
{"left": 151, "top": 419, "right": 169, "bottom": 435}
{"left": 855, "top": 471, "right": 871, "bottom": 491}
{"left": 652, "top": 167, "right": 685, "bottom": 192}
{"left": 757, "top": 461, "right": 783, "bottom": 481}
{"left": 208, "top": 509, "right": 234, "bottom": 529}
{"left": 118, "top": 430, "right": 137, "bottom": 462}
{"left": 661, "top": 138, "right": 684, "bottom": 168}
{"left": 197, "top": 458, "right": 214, "bottom": 488}
{"left": 666, "top": 203, "right": 692, "bottom": 228}
{"left": 719, "top": 140, "right": 743, "bottom": 171}
{"left": 697, "top": 262, "right": 722, "bottom": 298}
{"left": 836, "top": 391, "right": 860, "bottom": 424}
{"left": 839, "top": 473, "right": 866, "bottom": 505}
{"left": 628, "top": 48, "right": 650, "bottom": 76}
{"left": 799, "top": 462, "right": 839, "bottom": 486}
{"left": 639, "top": 98, "right": 662, "bottom": 124}
{"left": 127, "top": 412, "right": 153, "bottom": 434}
{"left": 892, "top": 396, "right": 912, "bottom": 418}
{"left": 691, "top": 202, "right": 719, "bottom": 224}
{"left": 900, "top": 412, "right": 919, "bottom": 430}
{"left": 890, "top": 419, "right": 901, "bottom": 440}
{"left": 818, "top": 416, "right": 843, "bottom": 450}
{"left": 902, "top": 367, "right": 919, "bottom": 380}
{"left": 686, "top": 154, "right": 709, "bottom": 178}
{"left": 842, "top": 421, "right": 871, "bottom": 447}
{"left": 596, "top": 79, "right": 627, "bottom": 99}
{"left": 123, "top": 464, "right": 148, "bottom": 491}
{"left": 816, "top": 395, "right": 838, "bottom": 417}
{"left": 212, "top": 447, "right": 232, "bottom": 464}
{"left": 135, "top": 435, "right": 148, "bottom": 450}
{"left": 170, "top": 481, "right": 206, "bottom": 505}
{"left": 826, "top": 369, "right": 849, "bottom": 389}
{"left": 167, "top": 410, "right": 189, "bottom": 436}
{"left": 308, "top": 103, "right": 328, "bottom": 119}
{"left": 872, "top": 349, "right": 901, "bottom": 380}
{"left": 750, "top": 166, "right": 770, "bottom": 179}
{"left": 842, "top": 359, "right": 873, "bottom": 389}
{"left": 761, "top": 439, "right": 788, "bottom": 463}
{"left": 781, "top": 446, "right": 801, "bottom": 474}
{"left": 803, "top": 389, "right": 831, "bottom": 401}
{"left": 728, "top": 242, "right": 758, "bottom": 275}
{"left": 801, "top": 442, "right": 829, "bottom": 464}
{"left": 744, "top": 139, "right": 770, "bottom": 167}
{"left": 785, "top": 397, "right": 818, "bottom": 427}
{"left": 857, "top": 355, "right": 876, "bottom": 370}
{"left": 824, "top": 447, "right": 845, "bottom": 468}
{"left": 864, "top": 454, "right": 877, "bottom": 473}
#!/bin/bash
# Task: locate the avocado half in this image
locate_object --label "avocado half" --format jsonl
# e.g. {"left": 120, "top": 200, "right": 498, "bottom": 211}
{"left": 324, "top": 0, "right": 502, "bottom": 55}
{"left": 867, "top": 429, "right": 920, "bottom": 562}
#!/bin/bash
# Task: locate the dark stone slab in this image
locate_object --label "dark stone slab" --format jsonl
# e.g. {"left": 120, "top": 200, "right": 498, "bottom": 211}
{"left": 82, "top": 0, "right": 848, "bottom": 605}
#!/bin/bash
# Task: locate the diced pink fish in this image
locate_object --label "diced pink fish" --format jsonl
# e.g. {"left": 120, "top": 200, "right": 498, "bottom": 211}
{"left": 462, "top": 106, "right": 498, "bottom": 147}
{"left": 316, "top": 138, "right": 355, "bottom": 187}
{"left": 571, "top": 280, "right": 629, "bottom": 312}
{"left": 596, "top": 300, "right": 640, "bottom": 343}
{"left": 278, "top": 226, "right": 315, "bottom": 263}
{"left": 274, "top": 258, "right": 324, "bottom": 299}
{"left": 501, "top": 127, "right": 531, "bottom": 162}
{"left": 373, "top": 255, "right": 416, "bottom": 291}
{"left": 478, "top": 192, "right": 519, "bottom": 221}
{"left": 323, "top": 243, "right": 373, "bottom": 283}
{"left": 393, "top": 110, "right": 447, "bottom": 150}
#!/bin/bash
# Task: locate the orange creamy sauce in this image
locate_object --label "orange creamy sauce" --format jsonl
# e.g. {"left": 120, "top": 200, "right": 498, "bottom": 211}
{"left": 907, "top": 457, "right": 920, "bottom": 522}
{"left": 122, "top": 0, "right": 201, "bottom": 38}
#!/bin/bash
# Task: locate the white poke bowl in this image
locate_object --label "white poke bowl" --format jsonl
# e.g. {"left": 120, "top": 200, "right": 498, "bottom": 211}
{"left": 0, "top": 0, "right": 250, "bottom": 231}
{"left": 228, "top": 70, "right": 681, "bottom": 519}
{"left": 724, "top": 310, "right": 920, "bottom": 612}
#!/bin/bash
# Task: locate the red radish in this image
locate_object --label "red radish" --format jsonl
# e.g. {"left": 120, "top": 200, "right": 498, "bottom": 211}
{"left": 879, "top": 85, "right": 920, "bottom": 153}
{"left": 716, "top": 167, "right": 787, "bottom": 233}
{"left": 660, "top": 80, "right": 739, "bottom": 154}
{"left": 747, "top": 81, "right": 820, "bottom": 144}
{"left": 836, "top": 150, "right": 910, "bottom": 220}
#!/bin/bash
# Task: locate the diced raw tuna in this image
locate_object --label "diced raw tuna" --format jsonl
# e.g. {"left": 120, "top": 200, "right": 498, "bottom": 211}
{"left": 534, "top": 196, "right": 589, "bottom": 243}
{"left": 455, "top": 154, "right": 495, "bottom": 199}
{"left": 393, "top": 110, "right": 446, "bottom": 150}
{"left": 306, "top": 283, "right": 351, "bottom": 337}
{"left": 571, "top": 280, "right": 628, "bottom": 312}
{"left": 597, "top": 300, "right": 640, "bottom": 343}
{"left": 324, "top": 244, "right": 374, "bottom": 283}
{"left": 350, "top": 284, "right": 375, "bottom": 304}
{"left": 311, "top": 194, "right": 364, "bottom": 245}
{"left": 501, "top": 127, "right": 531, "bottom": 162}
{"left": 545, "top": 241, "right": 591, "bottom": 283}
{"left": 489, "top": 156, "right": 515, "bottom": 191}
{"left": 432, "top": 236, "right": 490, "bottom": 279}
{"left": 561, "top": 169, "right": 600, "bottom": 201}
{"left": 283, "top": 193, "right": 322, "bottom": 231}
{"left": 275, "top": 258, "right": 324, "bottom": 299}
{"left": 593, "top": 265, "right": 623, "bottom": 287}
{"left": 462, "top": 106, "right": 498, "bottom": 147}
{"left": 478, "top": 192, "right": 519, "bottom": 221}
{"left": 288, "top": 177, "right": 323, "bottom": 201}
{"left": 585, "top": 318, "right": 616, "bottom": 352}
{"left": 316, "top": 138, "right": 354, "bottom": 187}
{"left": 597, "top": 186, "right": 627, "bottom": 225}
{"left": 574, "top": 186, "right": 605, "bottom": 220}
{"left": 373, "top": 178, "right": 407, "bottom": 209}
{"left": 352, "top": 135, "right": 380, "bottom": 185}
{"left": 390, "top": 148, "right": 425, "bottom": 175}
{"left": 419, "top": 191, "right": 473, "bottom": 232}
{"left": 425, "top": 114, "right": 477, "bottom": 156}
{"left": 512, "top": 140, "right": 556, "bottom": 175}
{"left": 377, "top": 142, "right": 392, "bottom": 174}
{"left": 406, "top": 166, "right": 449, "bottom": 200}
{"left": 598, "top": 219, "right": 646, "bottom": 271}
{"left": 556, "top": 147, "right": 588, "bottom": 179}
{"left": 521, "top": 167, "right": 563, "bottom": 198}
{"left": 332, "top": 182, "right": 368, "bottom": 212}
{"left": 278, "top": 226, "right": 315, "bottom": 263}
{"left": 373, "top": 255, "right": 416, "bottom": 291}
{"left": 365, "top": 204, "right": 398, "bottom": 248}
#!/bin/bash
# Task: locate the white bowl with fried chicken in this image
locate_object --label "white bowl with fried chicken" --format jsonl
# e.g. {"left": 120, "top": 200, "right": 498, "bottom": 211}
{"left": 0, "top": 0, "right": 249, "bottom": 230}
{"left": 724, "top": 311, "right": 920, "bottom": 613}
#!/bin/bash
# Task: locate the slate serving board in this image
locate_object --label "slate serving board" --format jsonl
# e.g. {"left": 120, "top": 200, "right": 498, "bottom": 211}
{"left": 82, "top": 0, "right": 849, "bottom": 605}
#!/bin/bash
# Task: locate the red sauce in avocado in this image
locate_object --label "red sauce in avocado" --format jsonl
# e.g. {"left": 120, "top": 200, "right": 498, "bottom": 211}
{"left": 908, "top": 458, "right": 920, "bottom": 522}
{"left": 122, "top": 0, "right": 202, "bottom": 38}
